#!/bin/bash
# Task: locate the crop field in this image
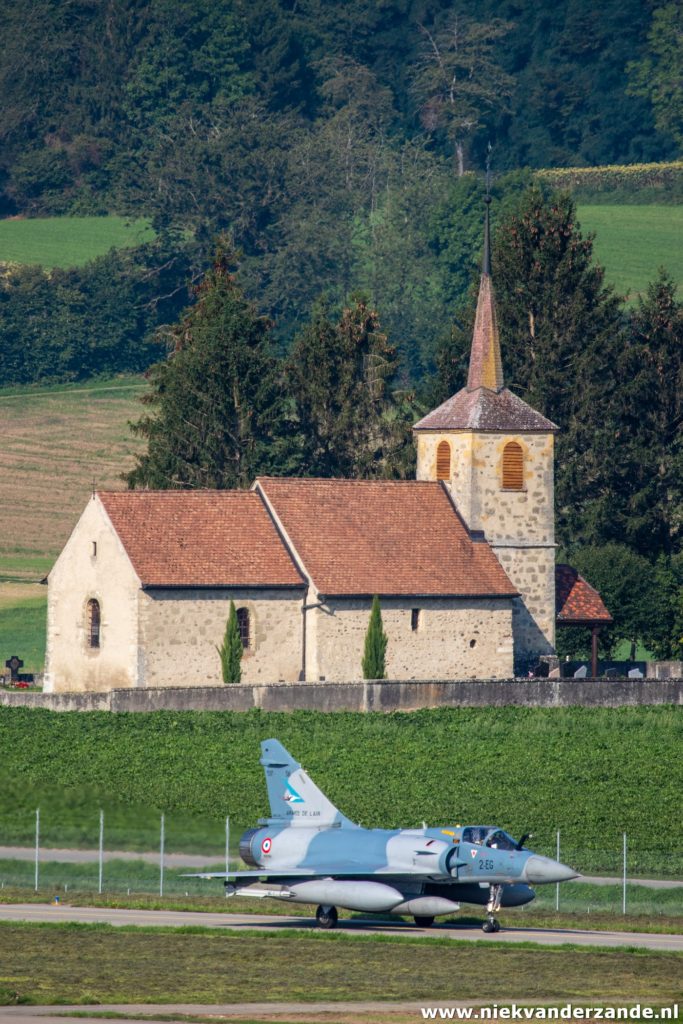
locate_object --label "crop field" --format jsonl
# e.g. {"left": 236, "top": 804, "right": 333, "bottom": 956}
{"left": 0, "top": 706, "right": 680, "bottom": 876}
{"left": 576, "top": 204, "right": 683, "bottom": 302}
{"left": 0, "top": 584, "right": 46, "bottom": 672}
{"left": 0, "top": 376, "right": 148, "bottom": 585}
{"left": 0, "top": 215, "right": 155, "bottom": 269}
{"left": 0, "top": 921, "right": 680, "bottom": 1006}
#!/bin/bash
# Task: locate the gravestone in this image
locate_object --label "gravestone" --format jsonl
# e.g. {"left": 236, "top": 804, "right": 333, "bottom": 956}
{"left": 5, "top": 655, "right": 23, "bottom": 683}
{"left": 628, "top": 668, "right": 643, "bottom": 679}
{"left": 573, "top": 665, "right": 588, "bottom": 679}
{"left": 604, "top": 667, "right": 619, "bottom": 679}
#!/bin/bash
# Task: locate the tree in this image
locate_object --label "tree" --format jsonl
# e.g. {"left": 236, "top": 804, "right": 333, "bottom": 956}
{"left": 216, "top": 601, "right": 243, "bottom": 684}
{"left": 627, "top": 2, "right": 683, "bottom": 151}
{"left": 491, "top": 185, "right": 624, "bottom": 550}
{"left": 286, "top": 298, "right": 415, "bottom": 479}
{"left": 362, "top": 596, "right": 388, "bottom": 679}
{"left": 411, "top": 16, "right": 514, "bottom": 176}
{"left": 127, "top": 244, "right": 293, "bottom": 490}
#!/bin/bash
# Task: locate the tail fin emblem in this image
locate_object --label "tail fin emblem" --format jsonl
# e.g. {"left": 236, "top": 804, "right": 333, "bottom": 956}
{"left": 284, "top": 782, "right": 304, "bottom": 804}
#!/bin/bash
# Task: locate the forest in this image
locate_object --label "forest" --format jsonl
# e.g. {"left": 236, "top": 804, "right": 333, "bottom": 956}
{"left": 0, "top": 0, "right": 681, "bottom": 657}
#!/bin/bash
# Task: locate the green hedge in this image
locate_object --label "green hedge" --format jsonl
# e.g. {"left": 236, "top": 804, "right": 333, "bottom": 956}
{"left": 1, "top": 706, "right": 681, "bottom": 875}
{"left": 535, "top": 161, "right": 683, "bottom": 196}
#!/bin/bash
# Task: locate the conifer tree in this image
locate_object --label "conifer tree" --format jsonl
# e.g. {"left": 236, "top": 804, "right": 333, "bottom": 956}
{"left": 127, "top": 243, "right": 293, "bottom": 490}
{"left": 217, "top": 600, "right": 243, "bottom": 684}
{"left": 362, "top": 595, "right": 388, "bottom": 680}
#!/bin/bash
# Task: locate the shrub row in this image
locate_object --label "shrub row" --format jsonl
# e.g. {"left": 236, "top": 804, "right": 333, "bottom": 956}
{"left": 535, "top": 161, "right": 683, "bottom": 195}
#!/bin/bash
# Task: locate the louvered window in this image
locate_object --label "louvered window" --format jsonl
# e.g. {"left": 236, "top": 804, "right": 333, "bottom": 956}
{"left": 236, "top": 608, "right": 251, "bottom": 649}
{"left": 436, "top": 440, "right": 451, "bottom": 480}
{"left": 502, "top": 442, "right": 524, "bottom": 490}
{"left": 86, "top": 599, "right": 101, "bottom": 649}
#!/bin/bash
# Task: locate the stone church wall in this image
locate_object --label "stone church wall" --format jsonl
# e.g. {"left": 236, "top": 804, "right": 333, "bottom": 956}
{"left": 308, "top": 597, "right": 514, "bottom": 682}
{"left": 138, "top": 587, "right": 304, "bottom": 686}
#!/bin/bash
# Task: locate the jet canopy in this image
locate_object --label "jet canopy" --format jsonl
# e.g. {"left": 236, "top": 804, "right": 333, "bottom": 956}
{"left": 461, "top": 827, "right": 519, "bottom": 851}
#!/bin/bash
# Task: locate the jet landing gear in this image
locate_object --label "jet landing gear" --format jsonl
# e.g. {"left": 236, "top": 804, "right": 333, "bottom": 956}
{"left": 316, "top": 904, "right": 338, "bottom": 929}
{"left": 482, "top": 884, "right": 503, "bottom": 933}
{"left": 413, "top": 916, "right": 435, "bottom": 928}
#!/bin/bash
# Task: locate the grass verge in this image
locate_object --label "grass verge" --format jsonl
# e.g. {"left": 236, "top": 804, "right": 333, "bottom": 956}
{"left": 0, "top": 920, "right": 680, "bottom": 1005}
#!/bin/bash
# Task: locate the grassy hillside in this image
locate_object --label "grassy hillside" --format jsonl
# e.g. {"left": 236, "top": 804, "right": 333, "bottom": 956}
{"left": 576, "top": 204, "right": 683, "bottom": 302}
{"left": 0, "top": 584, "right": 46, "bottom": 673}
{"left": 0, "top": 377, "right": 148, "bottom": 583}
{"left": 0, "top": 706, "right": 680, "bottom": 876}
{"left": 0, "top": 216, "right": 155, "bottom": 269}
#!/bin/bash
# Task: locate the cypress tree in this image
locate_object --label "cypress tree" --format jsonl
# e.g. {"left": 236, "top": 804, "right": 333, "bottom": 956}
{"left": 217, "top": 600, "right": 243, "bottom": 684}
{"left": 362, "top": 595, "right": 388, "bottom": 680}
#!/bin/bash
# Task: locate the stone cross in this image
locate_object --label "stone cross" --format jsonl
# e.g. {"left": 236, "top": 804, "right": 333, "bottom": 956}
{"left": 5, "top": 655, "right": 23, "bottom": 682}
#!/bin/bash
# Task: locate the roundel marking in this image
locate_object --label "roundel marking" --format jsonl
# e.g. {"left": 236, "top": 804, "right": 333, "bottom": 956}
{"left": 261, "top": 837, "right": 272, "bottom": 855}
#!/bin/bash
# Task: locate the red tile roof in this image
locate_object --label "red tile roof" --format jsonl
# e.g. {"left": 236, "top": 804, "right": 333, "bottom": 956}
{"left": 256, "top": 478, "right": 518, "bottom": 598}
{"left": 98, "top": 491, "right": 304, "bottom": 588}
{"left": 555, "top": 564, "right": 613, "bottom": 624}
{"left": 413, "top": 386, "right": 558, "bottom": 432}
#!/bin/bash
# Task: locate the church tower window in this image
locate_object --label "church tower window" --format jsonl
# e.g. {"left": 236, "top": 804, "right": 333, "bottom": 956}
{"left": 436, "top": 441, "right": 451, "bottom": 481}
{"left": 86, "top": 599, "right": 101, "bottom": 649}
{"left": 502, "top": 442, "right": 524, "bottom": 490}
{"left": 236, "top": 607, "right": 251, "bottom": 649}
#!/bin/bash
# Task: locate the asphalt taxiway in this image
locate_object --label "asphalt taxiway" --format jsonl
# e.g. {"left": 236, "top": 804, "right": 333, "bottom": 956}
{"left": 1, "top": 902, "right": 681, "bottom": 950}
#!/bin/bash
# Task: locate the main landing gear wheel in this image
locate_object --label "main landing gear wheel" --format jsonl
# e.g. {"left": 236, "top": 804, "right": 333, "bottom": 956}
{"left": 316, "top": 904, "right": 338, "bottom": 929}
{"left": 413, "top": 915, "right": 435, "bottom": 928}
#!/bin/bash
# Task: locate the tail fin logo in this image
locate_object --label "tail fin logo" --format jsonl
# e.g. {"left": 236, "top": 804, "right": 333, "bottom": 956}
{"left": 283, "top": 781, "right": 304, "bottom": 804}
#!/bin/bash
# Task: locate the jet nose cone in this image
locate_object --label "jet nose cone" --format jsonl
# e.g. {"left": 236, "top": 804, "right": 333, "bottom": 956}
{"left": 524, "top": 855, "right": 579, "bottom": 884}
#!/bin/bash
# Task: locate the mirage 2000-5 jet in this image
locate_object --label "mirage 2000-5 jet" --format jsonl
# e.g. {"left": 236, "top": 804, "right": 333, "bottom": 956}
{"left": 187, "top": 738, "right": 578, "bottom": 932}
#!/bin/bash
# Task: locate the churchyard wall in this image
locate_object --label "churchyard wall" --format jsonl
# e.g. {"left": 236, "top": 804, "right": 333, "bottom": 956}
{"left": 1, "top": 676, "right": 681, "bottom": 712}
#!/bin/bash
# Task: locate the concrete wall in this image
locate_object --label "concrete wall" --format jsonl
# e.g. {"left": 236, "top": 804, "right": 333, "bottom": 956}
{"left": 308, "top": 596, "right": 514, "bottom": 681}
{"left": 138, "top": 588, "right": 303, "bottom": 685}
{"left": 2, "top": 677, "right": 681, "bottom": 713}
{"left": 45, "top": 497, "right": 140, "bottom": 693}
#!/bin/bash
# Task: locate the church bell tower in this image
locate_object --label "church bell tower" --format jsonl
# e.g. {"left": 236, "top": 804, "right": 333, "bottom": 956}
{"left": 413, "top": 193, "right": 558, "bottom": 674}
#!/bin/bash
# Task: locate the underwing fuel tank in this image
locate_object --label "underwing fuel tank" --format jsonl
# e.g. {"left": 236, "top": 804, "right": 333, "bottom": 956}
{"left": 389, "top": 896, "right": 461, "bottom": 917}
{"left": 286, "top": 879, "right": 405, "bottom": 912}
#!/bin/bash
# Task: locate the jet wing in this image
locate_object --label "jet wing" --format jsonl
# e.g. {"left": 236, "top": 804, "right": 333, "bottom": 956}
{"left": 184, "top": 863, "right": 449, "bottom": 880}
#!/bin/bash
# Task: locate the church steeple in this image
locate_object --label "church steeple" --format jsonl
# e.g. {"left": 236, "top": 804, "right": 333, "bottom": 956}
{"left": 466, "top": 192, "right": 504, "bottom": 392}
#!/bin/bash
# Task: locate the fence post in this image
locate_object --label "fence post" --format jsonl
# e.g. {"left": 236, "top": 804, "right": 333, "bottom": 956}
{"left": 622, "top": 832, "right": 627, "bottom": 915}
{"left": 159, "top": 813, "right": 165, "bottom": 898}
{"left": 225, "top": 816, "right": 230, "bottom": 875}
{"left": 98, "top": 809, "right": 104, "bottom": 895}
{"left": 555, "top": 830, "right": 560, "bottom": 912}
{"left": 34, "top": 808, "right": 40, "bottom": 892}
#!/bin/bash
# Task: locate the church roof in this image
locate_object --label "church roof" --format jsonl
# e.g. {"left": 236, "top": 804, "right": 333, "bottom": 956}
{"left": 256, "top": 477, "right": 518, "bottom": 598}
{"left": 413, "top": 386, "right": 558, "bottom": 432}
{"left": 555, "top": 564, "right": 613, "bottom": 624}
{"left": 98, "top": 491, "right": 305, "bottom": 588}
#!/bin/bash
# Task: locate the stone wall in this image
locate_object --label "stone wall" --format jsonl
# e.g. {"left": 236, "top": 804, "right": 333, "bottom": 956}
{"left": 138, "top": 587, "right": 303, "bottom": 686}
{"left": 2, "top": 677, "right": 681, "bottom": 713}
{"left": 308, "top": 597, "right": 514, "bottom": 681}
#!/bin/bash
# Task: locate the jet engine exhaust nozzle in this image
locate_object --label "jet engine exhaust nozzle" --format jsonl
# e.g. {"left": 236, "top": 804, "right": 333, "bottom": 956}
{"left": 523, "top": 855, "right": 578, "bottom": 884}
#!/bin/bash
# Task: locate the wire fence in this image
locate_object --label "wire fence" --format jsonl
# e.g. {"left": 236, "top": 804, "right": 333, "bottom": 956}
{"left": 0, "top": 809, "right": 681, "bottom": 916}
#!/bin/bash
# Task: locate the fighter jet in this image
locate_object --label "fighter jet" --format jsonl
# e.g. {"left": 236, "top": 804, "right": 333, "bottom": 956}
{"left": 187, "top": 738, "right": 578, "bottom": 932}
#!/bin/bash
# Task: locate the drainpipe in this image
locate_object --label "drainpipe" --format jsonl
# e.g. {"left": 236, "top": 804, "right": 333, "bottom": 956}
{"left": 300, "top": 592, "right": 326, "bottom": 682}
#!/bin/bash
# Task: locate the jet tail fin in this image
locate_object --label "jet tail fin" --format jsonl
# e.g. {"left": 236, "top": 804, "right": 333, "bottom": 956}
{"left": 260, "top": 738, "right": 356, "bottom": 828}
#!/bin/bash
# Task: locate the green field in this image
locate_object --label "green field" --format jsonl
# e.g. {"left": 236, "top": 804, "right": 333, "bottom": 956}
{"left": 0, "top": 588, "right": 46, "bottom": 673}
{"left": 0, "top": 216, "right": 155, "bottom": 269}
{"left": 0, "top": 706, "right": 680, "bottom": 876}
{"left": 576, "top": 204, "right": 683, "bottom": 302}
{"left": 0, "top": 376, "right": 147, "bottom": 584}
{"left": 0, "top": 921, "right": 679, "bottom": 1006}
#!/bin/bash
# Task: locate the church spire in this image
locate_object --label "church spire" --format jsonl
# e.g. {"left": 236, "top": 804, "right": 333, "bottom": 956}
{"left": 466, "top": 165, "right": 504, "bottom": 393}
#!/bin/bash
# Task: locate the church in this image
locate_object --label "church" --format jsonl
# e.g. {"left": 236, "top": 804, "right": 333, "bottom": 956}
{"left": 44, "top": 207, "right": 611, "bottom": 693}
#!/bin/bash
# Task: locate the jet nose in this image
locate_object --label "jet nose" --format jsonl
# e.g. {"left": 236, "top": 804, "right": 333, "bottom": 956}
{"left": 523, "top": 855, "right": 579, "bottom": 884}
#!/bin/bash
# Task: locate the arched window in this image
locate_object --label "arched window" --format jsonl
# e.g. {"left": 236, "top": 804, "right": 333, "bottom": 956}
{"left": 86, "top": 599, "right": 101, "bottom": 649}
{"left": 436, "top": 440, "right": 451, "bottom": 481}
{"left": 236, "top": 607, "right": 251, "bottom": 649}
{"left": 502, "top": 441, "right": 524, "bottom": 490}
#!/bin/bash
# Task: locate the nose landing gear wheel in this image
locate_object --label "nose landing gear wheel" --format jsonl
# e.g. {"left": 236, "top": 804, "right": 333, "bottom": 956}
{"left": 413, "top": 915, "right": 435, "bottom": 928}
{"left": 316, "top": 904, "right": 338, "bottom": 929}
{"left": 482, "top": 917, "right": 500, "bottom": 933}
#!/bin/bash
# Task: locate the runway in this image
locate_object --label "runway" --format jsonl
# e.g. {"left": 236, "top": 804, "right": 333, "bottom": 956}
{"left": 1, "top": 901, "right": 681, "bottom": 950}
